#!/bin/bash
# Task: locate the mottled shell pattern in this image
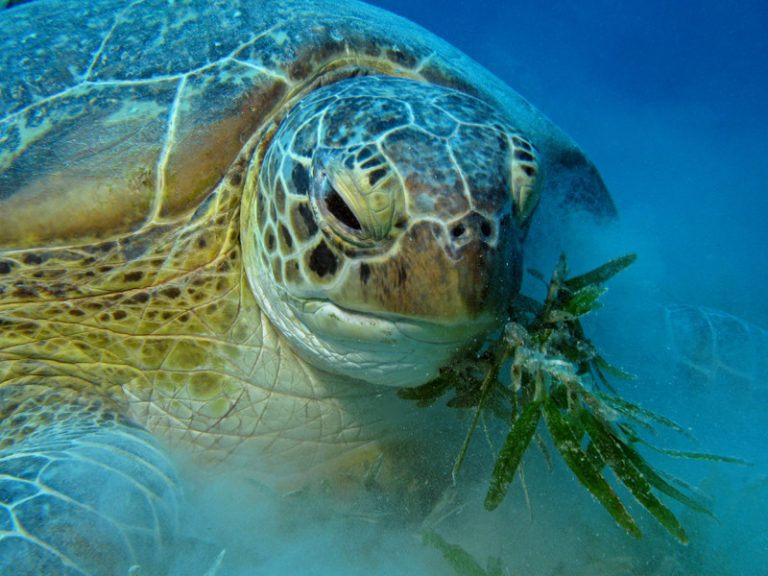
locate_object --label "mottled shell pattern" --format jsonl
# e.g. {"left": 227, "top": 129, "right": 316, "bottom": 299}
{"left": 0, "top": 0, "right": 613, "bottom": 467}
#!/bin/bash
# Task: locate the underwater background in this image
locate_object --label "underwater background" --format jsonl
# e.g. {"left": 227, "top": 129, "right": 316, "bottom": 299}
{"left": 1, "top": 0, "right": 766, "bottom": 574}
{"left": 365, "top": 1, "right": 768, "bottom": 575}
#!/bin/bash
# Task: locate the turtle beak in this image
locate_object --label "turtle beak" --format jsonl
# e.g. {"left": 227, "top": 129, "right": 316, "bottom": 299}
{"left": 432, "top": 213, "right": 522, "bottom": 322}
{"left": 329, "top": 215, "right": 522, "bottom": 328}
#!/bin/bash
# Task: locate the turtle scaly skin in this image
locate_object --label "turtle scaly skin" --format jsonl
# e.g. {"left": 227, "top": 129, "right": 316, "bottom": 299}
{"left": 0, "top": 1, "right": 614, "bottom": 573}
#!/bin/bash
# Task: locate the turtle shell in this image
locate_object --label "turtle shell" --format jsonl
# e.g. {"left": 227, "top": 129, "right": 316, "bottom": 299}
{"left": 0, "top": 0, "right": 614, "bottom": 250}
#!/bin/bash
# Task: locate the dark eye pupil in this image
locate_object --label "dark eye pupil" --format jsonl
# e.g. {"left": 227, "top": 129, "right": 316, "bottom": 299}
{"left": 326, "top": 188, "right": 362, "bottom": 230}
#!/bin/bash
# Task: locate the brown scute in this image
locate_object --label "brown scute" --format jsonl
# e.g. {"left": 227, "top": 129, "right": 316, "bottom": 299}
{"left": 360, "top": 263, "right": 371, "bottom": 284}
{"left": 274, "top": 179, "right": 286, "bottom": 213}
{"left": 127, "top": 292, "right": 150, "bottom": 305}
{"left": 271, "top": 258, "right": 283, "bottom": 284}
{"left": 161, "top": 79, "right": 288, "bottom": 218}
{"left": 284, "top": 259, "right": 302, "bottom": 285}
{"left": 216, "top": 260, "right": 231, "bottom": 273}
{"left": 291, "top": 202, "right": 319, "bottom": 242}
{"left": 120, "top": 225, "right": 172, "bottom": 261}
{"left": 278, "top": 224, "right": 294, "bottom": 252}
{"left": 161, "top": 286, "right": 182, "bottom": 299}
{"left": 94, "top": 241, "right": 118, "bottom": 254}
{"left": 0, "top": 81, "right": 175, "bottom": 249}
{"left": 12, "top": 284, "right": 38, "bottom": 299}
{"left": 22, "top": 253, "right": 46, "bottom": 265}
{"left": 256, "top": 191, "right": 267, "bottom": 229}
{"left": 269, "top": 200, "right": 278, "bottom": 223}
{"left": 291, "top": 164, "right": 310, "bottom": 197}
{"left": 396, "top": 263, "right": 407, "bottom": 285}
{"left": 383, "top": 128, "right": 469, "bottom": 218}
{"left": 0, "top": 160, "right": 155, "bottom": 249}
{"left": 5, "top": 213, "right": 231, "bottom": 301}
{"left": 368, "top": 167, "right": 387, "bottom": 186}
{"left": 360, "top": 156, "right": 382, "bottom": 170}
{"left": 264, "top": 228, "right": 276, "bottom": 253}
{"left": 307, "top": 240, "right": 339, "bottom": 279}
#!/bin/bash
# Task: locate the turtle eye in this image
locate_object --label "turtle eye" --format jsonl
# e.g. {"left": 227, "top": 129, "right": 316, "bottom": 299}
{"left": 325, "top": 187, "right": 362, "bottom": 231}
{"left": 310, "top": 161, "right": 374, "bottom": 246}
{"left": 309, "top": 154, "right": 404, "bottom": 250}
{"left": 314, "top": 175, "right": 370, "bottom": 245}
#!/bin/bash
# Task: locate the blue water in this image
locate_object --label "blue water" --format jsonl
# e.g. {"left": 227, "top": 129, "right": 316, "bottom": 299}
{"left": 361, "top": 1, "right": 768, "bottom": 574}
{"left": 2, "top": 1, "right": 767, "bottom": 574}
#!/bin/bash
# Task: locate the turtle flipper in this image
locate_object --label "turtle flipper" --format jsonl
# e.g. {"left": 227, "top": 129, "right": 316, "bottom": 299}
{"left": 0, "top": 386, "right": 180, "bottom": 576}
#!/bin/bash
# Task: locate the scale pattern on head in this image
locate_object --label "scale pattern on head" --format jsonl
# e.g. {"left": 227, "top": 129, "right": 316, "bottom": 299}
{"left": 0, "top": 0, "right": 617, "bottom": 522}
{"left": 249, "top": 76, "right": 542, "bottom": 324}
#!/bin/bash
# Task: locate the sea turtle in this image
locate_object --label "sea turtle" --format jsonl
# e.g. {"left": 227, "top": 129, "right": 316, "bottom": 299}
{"left": 0, "top": 0, "right": 616, "bottom": 574}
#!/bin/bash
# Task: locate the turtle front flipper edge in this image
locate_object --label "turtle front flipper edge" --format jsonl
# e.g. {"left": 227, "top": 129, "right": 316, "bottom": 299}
{"left": 0, "top": 385, "right": 180, "bottom": 576}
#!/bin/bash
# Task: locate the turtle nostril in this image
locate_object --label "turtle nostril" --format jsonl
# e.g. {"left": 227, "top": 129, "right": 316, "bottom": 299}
{"left": 480, "top": 220, "right": 492, "bottom": 238}
{"left": 451, "top": 223, "right": 466, "bottom": 238}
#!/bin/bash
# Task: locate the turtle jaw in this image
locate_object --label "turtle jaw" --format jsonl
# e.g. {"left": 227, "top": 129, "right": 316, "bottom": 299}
{"left": 282, "top": 215, "right": 522, "bottom": 387}
{"left": 286, "top": 229, "right": 521, "bottom": 388}
{"left": 299, "top": 300, "right": 497, "bottom": 345}
{"left": 292, "top": 298, "right": 501, "bottom": 388}
{"left": 246, "top": 225, "right": 520, "bottom": 388}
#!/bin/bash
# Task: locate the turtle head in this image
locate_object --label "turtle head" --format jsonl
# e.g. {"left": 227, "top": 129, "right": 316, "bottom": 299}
{"left": 242, "top": 76, "right": 542, "bottom": 387}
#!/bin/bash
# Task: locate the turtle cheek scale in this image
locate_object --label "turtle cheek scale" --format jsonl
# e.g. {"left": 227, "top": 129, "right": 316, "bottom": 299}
{"left": 242, "top": 76, "right": 538, "bottom": 387}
